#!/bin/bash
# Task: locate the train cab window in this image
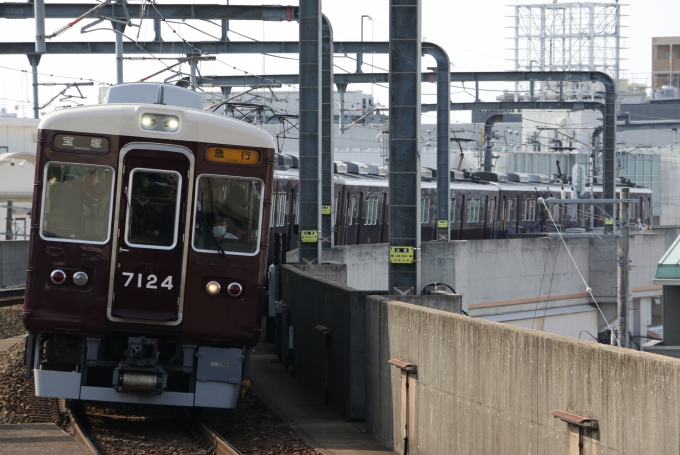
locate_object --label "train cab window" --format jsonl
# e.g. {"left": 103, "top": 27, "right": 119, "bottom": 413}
{"left": 126, "top": 169, "right": 181, "bottom": 249}
{"left": 41, "top": 162, "right": 114, "bottom": 244}
{"left": 193, "top": 175, "right": 264, "bottom": 256}
{"left": 450, "top": 198, "right": 456, "bottom": 223}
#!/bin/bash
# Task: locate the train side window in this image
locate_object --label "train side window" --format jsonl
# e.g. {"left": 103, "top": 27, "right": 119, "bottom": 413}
{"left": 450, "top": 198, "right": 456, "bottom": 223}
{"left": 193, "top": 175, "right": 264, "bottom": 256}
{"left": 334, "top": 195, "right": 339, "bottom": 222}
{"left": 277, "top": 192, "right": 287, "bottom": 227}
{"left": 529, "top": 199, "right": 536, "bottom": 221}
{"left": 293, "top": 192, "right": 300, "bottom": 226}
{"left": 270, "top": 193, "right": 276, "bottom": 228}
{"left": 41, "top": 162, "right": 115, "bottom": 244}
{"left": 488, "top": 199, "right": 495, "bottom": 223}
{"left": 378, "top": 193, "right": 386, "bottom": 224}
{"left": 507, "top": 199, "right": 514, "bottom": 222}
{"left": 421, "top": 197, "right": 430, "bottom": 224}
{"left": 522, "top": 198, "right": 528, "bottom": 221}
{"left": 349, "top": 196, "right": 355, "bottom": 226}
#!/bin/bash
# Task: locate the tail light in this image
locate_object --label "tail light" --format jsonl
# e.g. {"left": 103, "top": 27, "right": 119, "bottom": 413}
{"left": 227, "top": 282, "right": 242, "bottom": 297}
{"left": 50, "top": 270, "right": 66, "bottom": 285}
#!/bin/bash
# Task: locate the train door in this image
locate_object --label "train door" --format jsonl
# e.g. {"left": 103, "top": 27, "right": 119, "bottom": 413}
{"left": 108, "top": 144, "right": 193, "bottom": 323}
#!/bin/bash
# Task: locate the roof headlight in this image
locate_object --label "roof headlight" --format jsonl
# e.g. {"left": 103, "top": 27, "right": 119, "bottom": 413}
{"left": 206, "top": 281, "right": 221, "bottom": 296}
{"left": 141, "top": 114, "right": 157, "bottom": 130}
{"left": 162, "top": 116, "right": 179, "bottom": 132}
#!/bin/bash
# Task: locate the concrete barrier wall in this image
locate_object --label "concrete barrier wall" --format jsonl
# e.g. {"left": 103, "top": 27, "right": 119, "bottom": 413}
{"left": 290, "top": 233, "right": 665, "bottom": 312}
{"left": 366, "top": 295, "right": 680, "bottom": 454}
{"left": 281, "top": 264, "right": 387, "bottom": 419}
{"left": 0, "top": 240, "right": 28, "bottom": 287}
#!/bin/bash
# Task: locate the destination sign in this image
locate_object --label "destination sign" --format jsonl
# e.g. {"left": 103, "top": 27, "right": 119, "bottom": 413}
{"left": 206, "top": 146, "right": 260, "bottom": 165}
{"left": 53, "top": 134, "right": 109, "bottom": 153}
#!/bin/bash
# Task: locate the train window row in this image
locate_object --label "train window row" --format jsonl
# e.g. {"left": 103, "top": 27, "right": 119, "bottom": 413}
{"left": 522, "top": 198, "right": 536, "bottom": 222}
{"left": 466, "top": 199, "right": 481, "bottom": 223}
{"left": 421, "top": 197, "right": 431, "bottom": 224}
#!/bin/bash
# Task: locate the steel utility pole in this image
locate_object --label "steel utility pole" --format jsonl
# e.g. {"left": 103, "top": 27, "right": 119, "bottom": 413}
{"left": 616, "top": 187, "right": 630, "bottom": 347}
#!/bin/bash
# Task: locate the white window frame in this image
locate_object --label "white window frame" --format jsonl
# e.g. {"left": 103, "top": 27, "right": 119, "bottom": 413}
{"left": 124, "top": 168, "right": 182, "bottom": 251}
{"left": 39, "top": 161, "right": 116, "bottom": 245}
{"left": 192, "top": 174, "right": 265, "bottom": 257}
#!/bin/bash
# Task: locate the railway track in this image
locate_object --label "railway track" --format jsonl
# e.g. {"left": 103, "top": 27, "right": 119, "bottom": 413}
{"left": 38, "top": 399, "right": 243, "bottom": 455}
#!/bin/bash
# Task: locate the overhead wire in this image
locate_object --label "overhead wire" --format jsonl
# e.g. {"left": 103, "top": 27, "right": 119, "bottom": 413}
{"left": 538, "top": 197, "right": 617, "bottom": 342}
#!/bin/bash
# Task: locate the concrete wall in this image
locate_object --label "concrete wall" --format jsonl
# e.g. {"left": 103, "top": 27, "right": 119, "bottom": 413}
{"left": 0, "top": 240, "right": 27, "bottom": 287}
{"left": 281, "top": 264, "right": 387, "bottom": 419}
{"left": 366, "top": 295, "right": 680, "bottom": 454}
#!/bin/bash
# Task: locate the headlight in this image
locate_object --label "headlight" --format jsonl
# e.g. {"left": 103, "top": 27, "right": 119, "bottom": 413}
{"left": 162, "top": 116, "right": 179, "bottom": 132}
{"left": 206, "top": 281, "right": 221, "bottom": 295}
{"left": 73, "top": 271, "right": 89, "bottom": 287}
{"left": 141, "top": 114, "right": 157, "bottom": 130}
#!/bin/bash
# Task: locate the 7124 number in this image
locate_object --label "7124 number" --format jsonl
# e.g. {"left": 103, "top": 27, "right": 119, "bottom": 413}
{"left": 121, "top": 273, "right": 173, "bottom": 290}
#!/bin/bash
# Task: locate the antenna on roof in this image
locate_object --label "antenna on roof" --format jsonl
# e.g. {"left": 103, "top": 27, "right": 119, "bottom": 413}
{"left": 156, "top": 85, "right": 165, "bottom": 105}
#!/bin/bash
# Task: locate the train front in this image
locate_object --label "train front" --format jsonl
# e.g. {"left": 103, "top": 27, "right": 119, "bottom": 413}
{"left": 23, "top": 84, "right": 274, "bottom": 408}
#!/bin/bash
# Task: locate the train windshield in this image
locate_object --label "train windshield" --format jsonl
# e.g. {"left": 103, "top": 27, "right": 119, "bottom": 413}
{"left": 41, "top": 163, "right": 114, "bottom": 244}
{"left": 193, "top": 175, "right": 264, "bottom": 256}
{"left": 125, "top": 169, "right": 181, "bottom": 249}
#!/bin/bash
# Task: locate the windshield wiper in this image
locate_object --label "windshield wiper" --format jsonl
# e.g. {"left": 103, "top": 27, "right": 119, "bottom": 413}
{"left": 197, "top": 211, "right": 226, "bottom": 258}
{"left": 42, "top": 230, "right": 59, "bottom": 238}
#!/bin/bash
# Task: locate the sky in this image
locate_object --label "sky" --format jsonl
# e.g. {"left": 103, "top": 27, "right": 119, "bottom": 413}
{"left": 0, "top": 0, "right": 678, "bottom": 123}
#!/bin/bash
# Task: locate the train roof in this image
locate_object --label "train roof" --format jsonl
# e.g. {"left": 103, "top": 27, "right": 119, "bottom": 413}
{"left": 38, "top": 103, "right": 275, "bottom": 149}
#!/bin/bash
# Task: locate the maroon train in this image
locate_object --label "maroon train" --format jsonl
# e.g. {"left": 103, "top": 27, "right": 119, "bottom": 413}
{"left": 269, "top": 158, "right": 653, "bottom": 251}
{"left": 24, "top": 84, "right": 274, "bottom": 408}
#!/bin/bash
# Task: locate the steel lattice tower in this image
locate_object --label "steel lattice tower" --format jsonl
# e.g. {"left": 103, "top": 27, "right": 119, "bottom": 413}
{"left": 510, "top": 2, "right": 622, "bottom": 100}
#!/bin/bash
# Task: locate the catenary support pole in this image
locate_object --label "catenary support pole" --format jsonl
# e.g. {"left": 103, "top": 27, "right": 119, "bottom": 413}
{"left": 483, "top": 114, "right": 504, "bottom": 172}
{"left": 31, "top": 0, "right": 45, "bottom": 119}
{"left": 298, "top": 0, "right": 322, "bottom": 265}
{"left": 389, "top": 0, "right": 421, "bottom": 295}
{"left": 321, "top": 16, "right": 334, "bottom": 248}
{"left": 153, "top": 19, "right": 162, "bottom": 41}
{"left": 422, "top": 43, "right": 450, "bottom": 242}
{"left": 189, "top": 57, "right": 197, "bottom": 91}
{"left": 617, "top": 187, "right": 630, "bottom": 347}
{"left": 27, "top": 55, "right": 41, "bottom": 119}
{"left": 5, "top": 200, "right": 12, "bottom": 241}
{"left": 336, "top": 83, "right": 347, "bottom": 134}
{"left": 114, "top": 23, "right": 124, "bottom": 84}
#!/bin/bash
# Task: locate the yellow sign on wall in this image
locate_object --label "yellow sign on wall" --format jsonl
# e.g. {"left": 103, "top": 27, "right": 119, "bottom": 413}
{"left": 301, "top": 230, "right": 318, "bottom": 243}
{"left": 390, "top": 246, "right": 414, "bottom": 264}
{"left": 321, "top": 205, "right": 332, "bottom": 215}
{"left": 437, "top": 220, "right": 449, "bottom": 228}
{"left": 206, "top": 147, "right": 260, "bottom": 165}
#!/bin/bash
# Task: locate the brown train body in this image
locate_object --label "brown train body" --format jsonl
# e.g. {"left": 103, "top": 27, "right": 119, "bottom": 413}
{"left": 24, "top": 85, "right": 275, "bottom": 409}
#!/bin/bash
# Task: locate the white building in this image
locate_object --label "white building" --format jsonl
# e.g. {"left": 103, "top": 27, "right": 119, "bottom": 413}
{"left": 0, "top": 117, "right": 39, "bottom": 239}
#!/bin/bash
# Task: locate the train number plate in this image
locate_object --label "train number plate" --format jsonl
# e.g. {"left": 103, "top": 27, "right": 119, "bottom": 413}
{"left": 390, "top": 246, "right": 414, "bottom": 264}
{"left": 121, "top": 273, "right": 174, "bottom": 290}
{"left": 300, "top": 230, "right": 318, "bottom": 243}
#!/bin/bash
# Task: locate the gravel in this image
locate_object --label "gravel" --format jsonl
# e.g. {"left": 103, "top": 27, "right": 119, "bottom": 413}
{"left": 0, "top": 304, "right": 24, "bottom": 339}
{"left": 203, "top": 392, "right": 320, "bottom": 455}
{"left": 0, "top": 342, "right": 38, "bottom": 424}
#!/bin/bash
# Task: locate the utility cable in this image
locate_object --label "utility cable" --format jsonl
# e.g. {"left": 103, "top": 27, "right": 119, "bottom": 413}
{"left": 538, "top": 196, "right": 618, "bottom": 343}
